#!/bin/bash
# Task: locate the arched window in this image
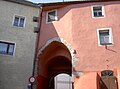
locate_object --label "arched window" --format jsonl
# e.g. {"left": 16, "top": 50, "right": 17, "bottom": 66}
{"left": 54, "top": 73, "right": 72, "bottom": 89}
{"left": 101, "top": 70, "right": 114, "bottom": 76}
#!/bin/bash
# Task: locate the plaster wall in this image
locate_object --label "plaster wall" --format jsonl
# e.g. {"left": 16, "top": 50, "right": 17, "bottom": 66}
{"left": 71, "top": 1, "right": 120, "bottom": 71}
{"left": 0, "top": 1, "right": 39, "bottom": 89}
{"left": 38, "top": 1, "right": 120, "bottom": 89}
{"left": 39, "top": 6, "right": 73, "bottom": 48}
{"left": 74, "top": 72, "right": 98, "bottom": 89}
{"left": 39, "top": 1, "right": 120, "bottom": 71}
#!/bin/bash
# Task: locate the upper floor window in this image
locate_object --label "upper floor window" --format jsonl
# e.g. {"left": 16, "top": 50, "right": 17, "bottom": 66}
{"left": 0, "top": 41, "right": 15, "bottom": 56}
{"left": 13, "top": 15, "right": 25, "bottom": 27}
{"left": 92, "top": 5, "right": 105, "bottom": 18}
{"left": 46, "top": 10, "right": 57, "bottom": 23}
{"left": 97, "top": 28, "right": 113, "bottom": 46}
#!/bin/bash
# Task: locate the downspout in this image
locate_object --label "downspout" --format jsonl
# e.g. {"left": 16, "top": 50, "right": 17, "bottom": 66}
{"left": 31, "top": 4, "right": 43, "bottom": 89}
{"left": 32, "top": 5, "right": 43, "bottom": 77}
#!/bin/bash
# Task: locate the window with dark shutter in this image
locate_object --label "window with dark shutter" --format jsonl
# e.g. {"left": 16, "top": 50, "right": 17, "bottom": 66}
{"left": 100, "top": 70, "right": 118, "bottom": 89}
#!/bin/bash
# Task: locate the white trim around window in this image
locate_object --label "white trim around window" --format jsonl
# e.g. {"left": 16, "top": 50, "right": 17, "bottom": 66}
{"left": 46, "top": 9, "right": 58, "bottom": 24}
{"left": 12, "top": 14, "right": 26, "bottom": 28}
{"left": 0, "top": 40, "right": 16, "bottom": 56}
{"left": 97, "top": 28, "right": 113, "bottom": 46}
{"left": 91, "top": 5, "right": 105, "bottom": 18}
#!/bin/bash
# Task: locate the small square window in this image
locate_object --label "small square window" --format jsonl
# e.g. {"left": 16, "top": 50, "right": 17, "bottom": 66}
{"left": 46, "top": 10, "right": 57, "bottom": 23}
{"left": 13, "top": 15, "right": 25, "bottom": 27}
{"left": 97, "top": 28, "right": 113, "bottom": 46}
{"left": 0, "top": 41, "right": 15, "bottom": 55}
{"left": 92, "top": 5, "right": 105, "bottom": 18}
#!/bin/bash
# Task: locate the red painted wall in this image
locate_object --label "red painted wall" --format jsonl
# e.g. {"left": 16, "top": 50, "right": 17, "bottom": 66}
{"left": 38, "top": 1, "right": 120, "bottom": 89}
{"left": 37, "top": 75, "right": 49, "bottom": 89}
{"left": 39, "top": 1, "right": 120, "bottom": 71}
{"left": 74, "top": 72, "right": 98, "bottom": 89}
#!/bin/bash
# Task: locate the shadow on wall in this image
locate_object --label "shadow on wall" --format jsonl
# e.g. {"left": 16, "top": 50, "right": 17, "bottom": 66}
{"left": 38, "top": 5, "right": 73, "bottom": 48}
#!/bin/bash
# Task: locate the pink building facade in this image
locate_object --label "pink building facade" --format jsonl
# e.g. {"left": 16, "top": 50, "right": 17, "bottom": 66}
{"left": 36, "top": 1, "right": 120, "bottom": 89}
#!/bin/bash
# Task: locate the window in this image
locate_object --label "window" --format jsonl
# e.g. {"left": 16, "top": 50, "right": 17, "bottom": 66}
{"left": 97, "top": 28, "right": 113, "bottom": 45}
{"left": 100, "top": 70, "right": 117, "bottom": 89}
{"left": 101, "top": 70, "right": 114, "bottom": 76}
{"left": 46, "top": 10, "right": 57, "bottom": 23}
{"left": 0, "top": 41, "right": 15, "bottom": 55}
{"left": 92, "top": 5, "right": 105, "bottom": 18}
{"left": 13, "top": 15, "right": 25, "bottom": 27}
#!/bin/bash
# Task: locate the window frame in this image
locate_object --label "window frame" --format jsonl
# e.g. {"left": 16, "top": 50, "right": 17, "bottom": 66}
{"left": 91, "top": 5, "right": 105, "bottom": 18}
{"left": 46, "top": 9, "right": 58, "bottom": 24}
{"left": 0, "top": 40, "right": 16, "bottom": 56}
{"left": 97, "top": 28, "right": 113, "bottom": 46}
{"left": 12, "top": 14, "right": 26, "bottom": 28}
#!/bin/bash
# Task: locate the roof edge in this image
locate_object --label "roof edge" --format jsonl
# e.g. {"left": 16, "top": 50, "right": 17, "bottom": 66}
{"left": 41, "top": 0, "right": 120, "bottom": 7}
{"left": 2, "top": 0, "right": 41, "bottom": 8}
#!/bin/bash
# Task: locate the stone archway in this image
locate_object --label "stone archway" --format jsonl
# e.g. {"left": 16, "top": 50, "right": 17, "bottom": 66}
{"left": 37, "top": 40, "right": 72, "bottom": 89}
{"left": 38, "top": 37, "right": 78, "bottom": 67}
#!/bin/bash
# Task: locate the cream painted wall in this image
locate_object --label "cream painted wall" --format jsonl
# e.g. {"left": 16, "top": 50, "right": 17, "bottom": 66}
{"left": 0, "top": 1, "right": 39, "bottom": 89}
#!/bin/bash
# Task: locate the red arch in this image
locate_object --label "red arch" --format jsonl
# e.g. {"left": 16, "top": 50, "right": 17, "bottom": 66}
{"left": 37, "top": 41, "right": 72, "bottom": 89}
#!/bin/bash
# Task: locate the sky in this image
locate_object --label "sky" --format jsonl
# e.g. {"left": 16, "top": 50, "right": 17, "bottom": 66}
{"left": 27, "top": 0, "right": 63, "bottom": 3}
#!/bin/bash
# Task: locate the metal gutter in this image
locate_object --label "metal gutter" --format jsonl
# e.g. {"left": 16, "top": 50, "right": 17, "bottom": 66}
{"left": 31, "top": 4, "right": 43, "bottom": 89}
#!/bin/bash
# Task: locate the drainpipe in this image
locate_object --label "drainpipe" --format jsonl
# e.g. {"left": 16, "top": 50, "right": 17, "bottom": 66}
{"left": 31, "top": 4, "right": 43, "bottom": 89}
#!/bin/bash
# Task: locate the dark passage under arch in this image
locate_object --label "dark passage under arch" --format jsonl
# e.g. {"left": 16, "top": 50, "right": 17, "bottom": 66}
{"left": 37, "top": 41, "right": 72, "bottom": 89}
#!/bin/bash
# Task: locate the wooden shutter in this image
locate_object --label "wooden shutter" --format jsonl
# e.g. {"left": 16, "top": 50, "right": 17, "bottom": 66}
{"left": 100, "top": 76, "right": 117, "bottom": 89}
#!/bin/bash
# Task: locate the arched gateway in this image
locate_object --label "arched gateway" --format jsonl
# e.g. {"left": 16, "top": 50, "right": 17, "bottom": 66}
{"left": 36, "top": 40, "right": 73, "bottom": 89}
